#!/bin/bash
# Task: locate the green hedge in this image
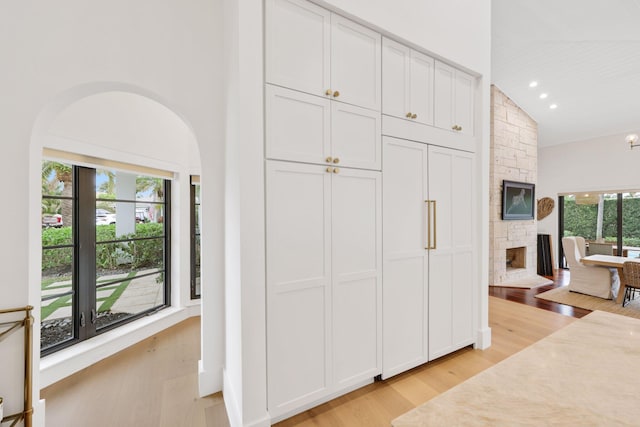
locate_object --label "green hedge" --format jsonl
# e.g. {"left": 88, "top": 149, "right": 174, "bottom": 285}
{"left": 42, "top": 223, "right": 164, "bottom": 273}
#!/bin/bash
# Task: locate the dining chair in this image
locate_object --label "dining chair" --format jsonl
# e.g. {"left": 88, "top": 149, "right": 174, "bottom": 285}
{"left": 562, "top": 236, "right": 619, "bottom": 299}
{"left": 622, "top": 261, "right": 640, "bottom": 307}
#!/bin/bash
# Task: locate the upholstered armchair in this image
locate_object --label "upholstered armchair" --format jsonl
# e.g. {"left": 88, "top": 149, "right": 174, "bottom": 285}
{"left": 562, "top": 236, "right": 620, "bottom": 299}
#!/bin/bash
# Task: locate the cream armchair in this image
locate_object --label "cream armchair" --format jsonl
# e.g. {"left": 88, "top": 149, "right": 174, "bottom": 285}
{"left": 562, "top": 236, "right": 620, "bottom": 299}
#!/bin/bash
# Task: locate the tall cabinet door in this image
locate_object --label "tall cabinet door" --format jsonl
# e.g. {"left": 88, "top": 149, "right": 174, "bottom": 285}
{"left": 266, "top": 161, "right": 332, "bottom": 416}
{"left": 332, "top": 168, "right": 382, "bottom": 387}
{"left": 428, "top": 146, "right": 475, "bottom": 360}
{"left": 382, "top": 137, "right": 429, "bottom": 379}
{"left": 265, "top": 0, "right": 331, "bottom": 97}
{"left": 331, "top": 14, "right": 381, "bottom": 111}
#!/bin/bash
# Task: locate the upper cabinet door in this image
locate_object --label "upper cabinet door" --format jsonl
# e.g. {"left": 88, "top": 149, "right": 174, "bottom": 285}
{"left": 454, "top": 70, "right": 474, "bottom": 136}
{"left": 265, "top": 84, "right": 331, "bottom": 164}
{"left": 265, "top": 0, "right": 331, "bottom": 97}
{"left": 434, "top": 61, "right": 455, "bottom": 132}
{"left": 434, "top": 60, "right": 475, "bottom": 136}
{"left": 331, "top": 102, "right": 381, "bottom": 170}
{"left": 409, "top": 50, "right": 435, "bottom": 126}
{"left": 382, "top": 38, "right": 410, "bottom": 119}
{"left": 331, "top": 14, "right": 381, "bottom": 111}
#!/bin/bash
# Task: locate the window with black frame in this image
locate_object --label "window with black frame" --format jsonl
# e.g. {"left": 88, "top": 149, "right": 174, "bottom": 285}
{"left": 559, "top": 192, "right": 640, "bottom": 268}
{"left": 190, "top": 178, "right": 201, "bottom": 299}
{"left": 41, "top": 161, "right": 171, "bottom": 355}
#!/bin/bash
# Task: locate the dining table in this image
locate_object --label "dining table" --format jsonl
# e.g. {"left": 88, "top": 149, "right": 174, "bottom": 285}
{"left": 581, "top": 254, "right": 637, "bottom": 304}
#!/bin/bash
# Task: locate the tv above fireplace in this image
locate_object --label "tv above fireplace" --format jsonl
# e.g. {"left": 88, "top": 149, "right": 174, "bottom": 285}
{"left": 502, "top": 180, "right": 535, "bottom": 220}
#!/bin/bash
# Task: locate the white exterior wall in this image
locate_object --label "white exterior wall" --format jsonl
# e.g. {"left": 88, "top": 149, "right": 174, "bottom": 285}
{"left": 538, "top": 130, "right": 640, "bottom": 266}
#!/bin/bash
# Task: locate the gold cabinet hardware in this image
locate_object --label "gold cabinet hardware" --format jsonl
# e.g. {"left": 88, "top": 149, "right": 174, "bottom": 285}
{"left": 425, "top": 200, "right": 437, "bottom": 249}
{"left": 457, "top": 125, "right": 463, "bottom": 131}
{"left": 333, "top": 167, "right": 340, "bottom": 174}
{"left": 451, "top": 125, "right": 457, "bottom": 130}
{"left": 332, "top": 90, "right": 340, "bottom": 97}
{"left": 332, "top": 157, "right": 340, "bottom": 164}
{"left": 326, "top": 156, "right": 333, "bottom": 163}
{"left": 406, "top": 112, "right": 412, "bottom": 118}
{"left": 325, "top": 89, "right": 332, "bottom": 96}
{"left": 431, "top": 200, "right": 437, "bottom": 249}
{"left": 326, "top": 167, "right": 333, "bottom": 173}
{"left": 425, "top": 200, "right": 430, "bottom": 250}
{"left": 411, "top": 113, "right": 417, "bottom": 119}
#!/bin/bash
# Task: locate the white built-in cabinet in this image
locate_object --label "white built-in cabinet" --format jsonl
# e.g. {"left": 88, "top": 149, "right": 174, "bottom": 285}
{"left": 266, "top": 160, "right": 381, "bottom": 418}
{"left": 265, "top": 0, "right": 381, "bottom": 111}
{"left": 264, "top": 0, "right": 478, "bottom": 421}
{"left": 434, "top": 61, "right": 475, "bottom": 136}
{"left": 382, "top": 37, "right": 434, "bottom": 126}
{"left": 382, "top": 136, "right": 475, "bottom": 378}
{"left": 265, "top": 84, "right": 381, "bottom": 170}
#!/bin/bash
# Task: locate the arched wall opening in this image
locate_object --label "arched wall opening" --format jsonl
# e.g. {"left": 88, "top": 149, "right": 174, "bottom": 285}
{"left": 28, "top": 82, "right": 207, "bottom": 410}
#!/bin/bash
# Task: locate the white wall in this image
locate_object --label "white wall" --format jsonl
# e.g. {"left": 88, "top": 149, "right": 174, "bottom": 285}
{"left": 222, "top": 0, "right": 492, "bottom": 425}
{"left": 1, "top": 1, "right": 226, "bottom": 425}
{"left": 538, "top": 130, "right": 640, "bottom": 265}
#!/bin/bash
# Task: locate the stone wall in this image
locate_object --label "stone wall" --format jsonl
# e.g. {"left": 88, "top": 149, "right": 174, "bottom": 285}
{"left": 490, "top": 85, "right": 538, "bottom": 284}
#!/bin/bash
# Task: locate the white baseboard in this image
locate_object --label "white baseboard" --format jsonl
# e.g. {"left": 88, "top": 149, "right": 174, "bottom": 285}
{"left": 475, "top": 326, "right": 492, "bottom": 350}
{"left": 198, "top": 359, "right": 223, "bottom": 397}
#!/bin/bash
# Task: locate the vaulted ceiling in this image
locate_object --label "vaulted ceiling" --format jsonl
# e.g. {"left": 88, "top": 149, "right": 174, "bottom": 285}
{"left": 492, "top": 0, "right": 640, "bottom": 147}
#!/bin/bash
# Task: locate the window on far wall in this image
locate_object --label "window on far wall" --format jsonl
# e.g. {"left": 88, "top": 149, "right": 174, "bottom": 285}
{"left": 41, "top": 161, "right": 171, "bottom": 355}
{"left": 191, "top": 177, "right": 201, "bottom": 299}
{"left": 559, "top": 192, "right": 640, "bottom": 267}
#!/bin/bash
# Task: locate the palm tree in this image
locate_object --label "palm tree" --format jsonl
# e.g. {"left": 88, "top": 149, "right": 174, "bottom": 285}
{"left": 42, "top": 161, "right": 73, "bottom": 227}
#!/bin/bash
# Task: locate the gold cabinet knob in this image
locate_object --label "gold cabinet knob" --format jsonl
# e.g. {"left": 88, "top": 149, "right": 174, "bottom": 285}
{"left": 451, "top": 125, "right": 457, "bottom": 130}
{"left": 457, "top": 125, "right": 463, "bottom": 131}
{"left": 326, "top": 167, "right": 333, "bottom": 173}
{"left": 326, "top": 156, "right": 333, "bottom": 163}
{"left": 333, "top": 157, "right": 340, "bottom": 164}
{"left": 325, "top": 89, "right": 332, "bottom": 96}
{"left": 333, "top": 90, "right": 340, "bottom": 98}
{"left": 411, "top": 113, "right": 417, "bottom": 119}
{"left": 333, "top": 167, "right": 340, "bottom": 174}
{"left": 406, "top": 112, "right": 412, "bottom": 118}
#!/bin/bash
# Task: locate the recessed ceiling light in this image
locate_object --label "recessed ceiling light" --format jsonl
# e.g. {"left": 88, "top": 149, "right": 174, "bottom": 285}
{"left": 539, "top": 93, "right": 548, "bottom": 99}
{"left": 549, "top": 104, "right": 558, "bottom": 109}
{"left": 529, "top": 81, "right": 538, "bottom": 88}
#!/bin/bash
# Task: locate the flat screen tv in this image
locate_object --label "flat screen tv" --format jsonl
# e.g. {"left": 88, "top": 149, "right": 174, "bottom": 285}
{"left": 502, "top": 180, "right": 535, "bottom": 220}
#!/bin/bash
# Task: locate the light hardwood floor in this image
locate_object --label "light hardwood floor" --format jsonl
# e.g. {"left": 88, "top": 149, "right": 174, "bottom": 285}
{"left": 41, "top": 297, "right": 576, "bottom": 426}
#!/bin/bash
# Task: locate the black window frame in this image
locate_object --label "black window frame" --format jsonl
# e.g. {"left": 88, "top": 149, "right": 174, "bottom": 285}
{"left": 41, "top": 165, "right": 171, "bottom": 356}
{"left": 190, "top": 178, "right": 201, "bottom": 300}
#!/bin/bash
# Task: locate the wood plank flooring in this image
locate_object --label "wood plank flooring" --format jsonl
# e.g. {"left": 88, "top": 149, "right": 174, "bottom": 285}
{"left": 41, "top": 270, "right": 581, "bottom": 427}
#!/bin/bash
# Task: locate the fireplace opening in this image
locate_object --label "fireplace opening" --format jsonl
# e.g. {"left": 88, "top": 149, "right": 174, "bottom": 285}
{"left": 506, "top": 246, "right": 526, "bottom": 270}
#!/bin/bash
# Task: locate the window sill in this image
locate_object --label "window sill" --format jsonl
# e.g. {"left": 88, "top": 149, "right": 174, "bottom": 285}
{"left": 40, "top": 305, "right": 200, "bottom": 388}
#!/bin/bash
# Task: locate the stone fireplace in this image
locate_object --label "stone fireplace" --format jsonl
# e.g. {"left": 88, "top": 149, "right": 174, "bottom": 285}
{"left": 489, "top": 86, "right": 538, "bottom": 285}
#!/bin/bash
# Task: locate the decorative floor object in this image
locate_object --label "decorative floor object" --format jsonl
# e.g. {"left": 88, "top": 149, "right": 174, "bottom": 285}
{"left": 392, "top": 310, "right": 640, "bottom": 426}
{"left": 490, "top": 275, "right": 553, "bottom": 289}
{"left": 536, "top": 286, "right": 640, "bottom": 320}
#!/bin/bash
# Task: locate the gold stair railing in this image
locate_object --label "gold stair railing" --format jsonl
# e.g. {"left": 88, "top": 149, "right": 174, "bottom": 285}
{"left": 0, "top": 306, "right": 33, "bottom": 427}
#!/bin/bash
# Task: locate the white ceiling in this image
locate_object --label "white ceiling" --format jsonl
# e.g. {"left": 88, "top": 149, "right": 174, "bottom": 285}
{"left": 492, "top": 0, "right": 640, "bottom": 147}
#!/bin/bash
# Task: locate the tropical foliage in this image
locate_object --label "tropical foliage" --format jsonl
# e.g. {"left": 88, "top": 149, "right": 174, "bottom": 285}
{"left": 564, "top": 195, "right": 640, "bottom": 247}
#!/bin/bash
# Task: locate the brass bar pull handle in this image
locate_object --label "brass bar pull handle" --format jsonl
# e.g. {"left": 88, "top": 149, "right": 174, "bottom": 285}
{"left": 431, "top": 200, "right": 437, "bottom": 250}
{"left": 425, "top": 200, "right": 430, "bottom": 250}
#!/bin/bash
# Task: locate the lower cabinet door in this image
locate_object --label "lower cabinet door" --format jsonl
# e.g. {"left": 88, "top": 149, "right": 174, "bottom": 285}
{"left": 266, "top": 160, "right": 332, "bottom": 416}
{"left": 266, "top": 161, "right": 382, "bottom": 418}
{"left": 331, "top": 167, "right": 382, "bottom": 387}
